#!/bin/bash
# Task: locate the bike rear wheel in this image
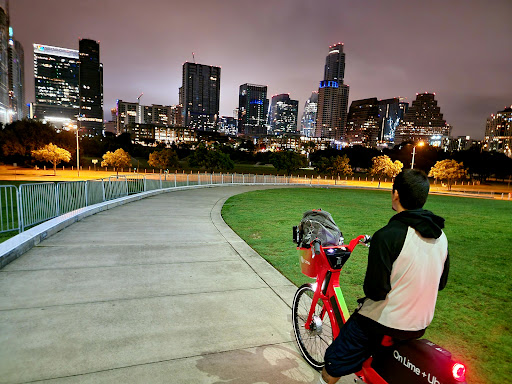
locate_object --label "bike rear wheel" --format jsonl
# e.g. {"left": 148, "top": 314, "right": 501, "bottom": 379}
{"left": 292, "top": 283, "right": 333, "bottom": 370}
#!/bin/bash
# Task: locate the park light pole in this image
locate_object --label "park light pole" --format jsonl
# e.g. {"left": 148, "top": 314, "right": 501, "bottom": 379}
{"left": 411, "top": 141, "right": 424, "bottom": 169}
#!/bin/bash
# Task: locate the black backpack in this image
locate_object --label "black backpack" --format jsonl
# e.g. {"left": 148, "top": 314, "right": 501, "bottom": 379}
{"left": 298, "top": 209, "right": 343, "bottom": 247}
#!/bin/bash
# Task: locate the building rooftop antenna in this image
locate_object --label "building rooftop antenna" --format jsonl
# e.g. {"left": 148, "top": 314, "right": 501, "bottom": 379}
{"left": 192, "top": 52, "right": 196, "bottom": 64}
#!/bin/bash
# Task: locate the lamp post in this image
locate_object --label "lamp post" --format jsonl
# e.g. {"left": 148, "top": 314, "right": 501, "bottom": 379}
{"left": 411, "top": 141, "right": 424, "bottom": 169}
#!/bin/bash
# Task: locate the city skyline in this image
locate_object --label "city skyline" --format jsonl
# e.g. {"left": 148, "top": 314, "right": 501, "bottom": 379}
{"left": 8, "top": 0, "right": 512, "bottom": 139}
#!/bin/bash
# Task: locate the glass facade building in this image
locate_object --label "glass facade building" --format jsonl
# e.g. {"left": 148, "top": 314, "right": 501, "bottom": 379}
{"left": 32, "top": 44, "right": 79, "bottom": 127}
{"left": 268, "top": 93, "right": 299, "bottom": 135}
{"left": 180, "top": 62, "right": 221, "bottom": 131}
{"left": 378, "top": 97, "right": 408, "bottom": 143}
{"left": 238, "top": 83, "right": 269, "bottom": 136}
{"left": 0, "top": 7, "right": 9, "bottom": 124}
{"left": 79, "top": 38, "right": 103, "bottom": 136}
{"left": 345, "top": 98, "right": 381, "bottom": 146}
{"left": 300, "top": 91, "right": 318, "bottom": 137}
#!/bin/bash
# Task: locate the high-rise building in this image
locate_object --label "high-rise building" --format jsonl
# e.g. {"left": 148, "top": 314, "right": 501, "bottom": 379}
{"left": 238, "top": 83, "right": 268, "bottom": 136}
{"left": 377, "top": 97, "right": 408, "bottom": 143}
{"left": 180, "top": 62, "right": 220, "bottom": 130}
{"left": 79, "top": 38, "right": 103, "bottom": 135}
{"left": 8, "top": 38, "right": 24, "bottom": 121}
{"left": 300, "top": 91, "right": 318, "bottom": 137}
{"left": 0, "top": 6, "right": 9, "bottom": 124}
{"left": 316, "top": 43, "right": 350, "bottom": 140}
{"left": 394, "top": 93, "right": 451, "bottom": 145}
{"left": 484, "top": 106, "right": 512, "bottom": 157}
{"left": 268, "top": 93, "right": 299, "bottom": 135}
{"left": 32, "top": 44, "right": 80, "bottom": 127}
{"left": 345, "top": 98, "right": 380, "bottom": 146}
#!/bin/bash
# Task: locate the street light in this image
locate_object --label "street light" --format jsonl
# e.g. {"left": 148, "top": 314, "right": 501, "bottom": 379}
{"left": 411, "top": 141, "right": 424, "bottom": 169}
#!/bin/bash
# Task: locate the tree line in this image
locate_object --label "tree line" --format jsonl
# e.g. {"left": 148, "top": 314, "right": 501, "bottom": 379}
{"left": 1, "top": 120, "right": 511, "bottom": 187}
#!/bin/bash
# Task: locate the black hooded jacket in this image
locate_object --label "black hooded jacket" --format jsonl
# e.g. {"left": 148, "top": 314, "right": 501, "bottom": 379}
{"left": 356, "top": 208, "right": 450, "bottom": 337}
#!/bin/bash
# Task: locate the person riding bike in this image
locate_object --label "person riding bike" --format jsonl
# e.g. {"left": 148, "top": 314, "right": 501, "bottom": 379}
{"left": 318, "top": 169, "right": 450, "bottom": 384}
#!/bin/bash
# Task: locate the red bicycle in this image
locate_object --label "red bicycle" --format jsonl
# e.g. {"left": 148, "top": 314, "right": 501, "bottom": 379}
{"left": 292, "top": 226, "right": 467, "bottom": 384}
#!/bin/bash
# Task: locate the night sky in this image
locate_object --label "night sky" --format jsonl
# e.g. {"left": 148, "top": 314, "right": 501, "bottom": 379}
{"left": 9, "top": 0, "right": 512, "bottom": 139}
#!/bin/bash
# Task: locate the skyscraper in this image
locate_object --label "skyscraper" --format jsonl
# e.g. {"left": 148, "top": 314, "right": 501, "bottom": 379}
{"left": 394, "top": 92, "right": 451, "bottom": 145}
{"left": 345, "top": 98, "right": 380, "bottom": 146}
{"left": 180, "top": 62, "right": 221, "bottom": 130}
{"left": 238, "top": 83, "right": 268, "bottom": 136}
{"left": 32, "top": 44, "right": 80, "bottom": 127}
{"left": 268, "top": 93, "right": 299, "bottom": 135}
{"left": 0, "top": 6, "right": 9, "bottom": 124}
{"left": 316, "top": 43, "right": 350, "bottom": 140}
{"left": 484, "top": 106, "right": 512, "bottom": 157}
{"left": 300, "top": 91, "right": 318, "bottom": 137}
{"left": 378, "top": 97, "right": 408, "bottom": 143}
{"left": 79, "top": 38, "right": 103, "bottom": 136}
{"left": 8, "top": 36, "right": 25, "bottom": 121}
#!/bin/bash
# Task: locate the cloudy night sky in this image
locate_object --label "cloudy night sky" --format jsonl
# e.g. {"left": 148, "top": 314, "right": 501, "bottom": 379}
{"left": 9, "top": 0, "right": 512, "bottom": 139}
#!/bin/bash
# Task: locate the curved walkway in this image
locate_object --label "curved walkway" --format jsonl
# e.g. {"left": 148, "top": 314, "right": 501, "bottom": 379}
{"left": 0, "top": 186, "right": 355, "bottom": 384}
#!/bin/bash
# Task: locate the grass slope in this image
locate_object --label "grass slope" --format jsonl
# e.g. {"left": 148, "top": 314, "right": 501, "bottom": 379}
{"left": 222, "top": 187, "right": 512, "bottom": 384}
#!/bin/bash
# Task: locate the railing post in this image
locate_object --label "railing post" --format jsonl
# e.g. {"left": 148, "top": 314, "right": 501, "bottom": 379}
{"left": 174, "top": 173, "right": 177, "bottom": 188}
{"left": 221, "top": 173, "right": 224, "bottom": 184}
{"left": 160, "top": 174, "right": 163, "bottom": 190}
{"left": 101, "top": 179, "right": 106, "bottom": 202}
{"left": 85, "top": 181, "right": 89, "bottom": 207}
{"left": 232, "top": 174, "right": 234, "bottom": 184}
{"left": 55, "top": 183, "right": 60, "bottom": 217}
{"left": 254, "top": 175, "right": 256, "bottom": 184}
{"left": 242, "top": 174, "right": 245, "bottom": 184}
{"left": 211, "top": 173, "right": 213, "bottom": 185}
{"left": 187, "top": 174, "right": 189, "bottom": 186}
{"left": 17, "top": 185, "right": 23, "bottom": 233}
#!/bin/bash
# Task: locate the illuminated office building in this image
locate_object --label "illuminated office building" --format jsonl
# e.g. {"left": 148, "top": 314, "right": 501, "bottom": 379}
{"left": 316, "top": 43, "right": 349, "bottom": 140}
{"left": 394, "top": 93, "right": 451, "bottom": 145}
{"left": 8, "top": 37, "right": 24, "bottom": 121}
{"left": 484, "top": 106, "right": 512, "bottom": 157}
{"left": 0, "top": 6, "right": 8, "bottom": 124}
{"left": 300, "top": 91, "right": 318, "bottom": 137}
{"left": 268, "top": 93, "right": 299, "bottom": 135}
{"left": 180, "top": 62, "right": 221, "bottom": 130}
{"left": 238, "top": 83, "right": 268, "bottom": 136}
{"left": 345, "top": 98, "right": 380, "bottom": 146}
{"left": 377, "top": 97, "right": 408, "bottom": 143}
{"left": 79, "top": 38, "right": 103, "bottom": 135}
{"left": 32, "top": 43, "right": 80, "bottom": 128}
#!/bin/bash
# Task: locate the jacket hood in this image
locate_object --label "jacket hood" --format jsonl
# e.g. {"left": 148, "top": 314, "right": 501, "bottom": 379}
{"left": 390, "top": 209, "right": 445, "bottom": 239}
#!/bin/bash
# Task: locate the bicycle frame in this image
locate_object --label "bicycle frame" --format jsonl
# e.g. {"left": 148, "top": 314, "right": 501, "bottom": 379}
{"left": 299, "top": 235, "right": 368, "bottom": 339}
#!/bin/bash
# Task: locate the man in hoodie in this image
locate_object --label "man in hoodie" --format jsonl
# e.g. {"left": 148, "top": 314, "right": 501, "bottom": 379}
{"left": 318, "top": 169, "right": 449, "bottom": 384}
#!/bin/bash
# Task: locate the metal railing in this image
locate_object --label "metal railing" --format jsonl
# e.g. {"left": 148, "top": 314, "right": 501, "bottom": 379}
{"left": 2, "top": 172, "right": 508, "bottom": 236}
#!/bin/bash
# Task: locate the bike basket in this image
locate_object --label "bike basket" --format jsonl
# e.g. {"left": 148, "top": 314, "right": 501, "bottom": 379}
{"left": 299, "top": 248, "right": 318, "bottom": 278}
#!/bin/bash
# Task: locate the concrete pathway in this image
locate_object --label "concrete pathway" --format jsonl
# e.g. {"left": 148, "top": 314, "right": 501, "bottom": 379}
{"left": 0, "top": 186, "right": 353, "bottom": 384}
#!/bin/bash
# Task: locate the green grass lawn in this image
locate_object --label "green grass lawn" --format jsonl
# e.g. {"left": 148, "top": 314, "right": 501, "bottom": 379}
{"left": 221, "top": 188, "right": 512, "bottom": 384}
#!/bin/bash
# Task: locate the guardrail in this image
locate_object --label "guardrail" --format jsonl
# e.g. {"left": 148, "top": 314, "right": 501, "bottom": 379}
{"left": 1, "top": 172, "right": 509, "bottom": 236}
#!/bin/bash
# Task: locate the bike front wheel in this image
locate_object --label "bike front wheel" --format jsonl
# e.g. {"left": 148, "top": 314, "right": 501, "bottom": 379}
{"left": 292, "top": 283, "right": 333, "bottom": 370}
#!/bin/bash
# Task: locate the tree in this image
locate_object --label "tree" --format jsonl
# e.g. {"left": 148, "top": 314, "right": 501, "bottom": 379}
{"left": 101, "top": 148, "right": 132, "bottom": 175}
{"left": 148, "top": 149, "right": 180, "bottom": 171}
{"left": 428, "top": 159, "right": 467, "bottom": 190}
{"left": 270, "top": 151, "right": 306, "bottom": 175}
{"left": 369, "top": 155, "right": 403, "bottom": 187}
{"left": 188, "top": 143, "right": 234, "bottom": 172}
{"left": 31, "top": 143, "right": 71, "bottom": 176}
{"left": 315, "top": 155, "right": 353, "bottom": 178}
